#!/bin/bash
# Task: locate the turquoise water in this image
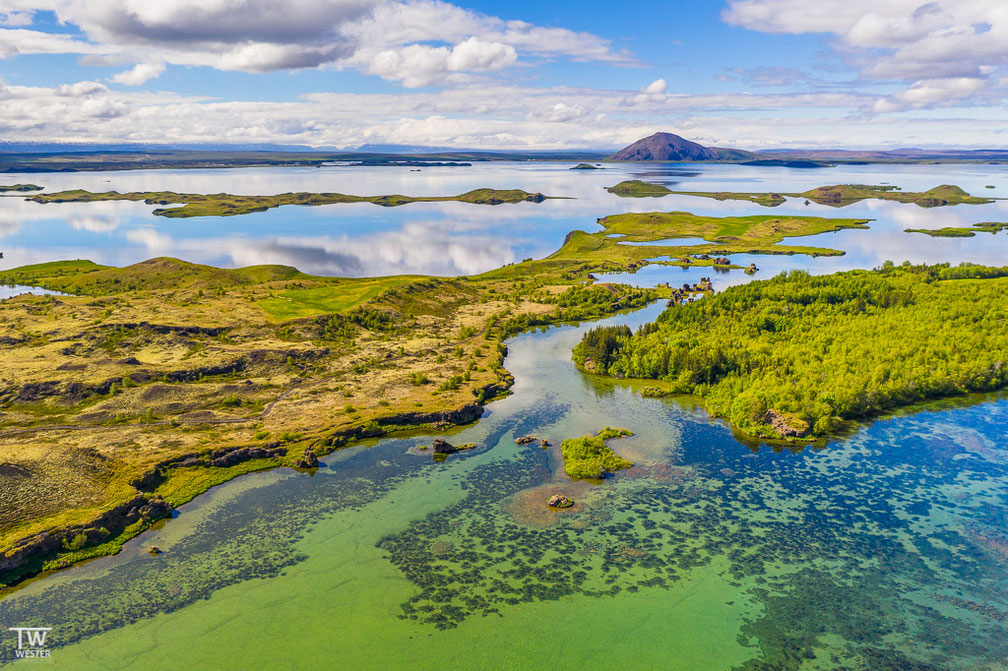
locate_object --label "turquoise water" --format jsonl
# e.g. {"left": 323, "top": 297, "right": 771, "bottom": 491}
{"left": 1, "top": 302, "right": 1007, "bottom": 669}
{"left": 1, "top": 163, "right": 1007, "bottom": 668}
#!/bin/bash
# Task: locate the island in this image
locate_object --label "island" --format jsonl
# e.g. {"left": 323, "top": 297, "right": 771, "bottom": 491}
{"left": 0, "top": 184, "right": 43, "bottom": 192}
{"left": 905, "top": 222, "right": 1008, "bottom": 237}
{"left": 605, "top": 180, "right": 673, "bottom": 197}
{"left": 560, "top": 427, "right": 634, "bottom": 479}
{"left": 574, "top": 262, "right": 1008, "bottom": 441}
{"left": 25, "top": 188, "right": 554, "bottom": 218}
{"left": 570, "top": 163, "right": 603, "bottom": 170}
{"left": 660, "top": 183, "right": 995, "bottom": 208}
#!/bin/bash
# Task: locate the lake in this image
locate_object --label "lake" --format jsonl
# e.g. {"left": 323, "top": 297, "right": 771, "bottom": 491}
{"left": 1, "top": 162, "right": 1007, "bottom": 669}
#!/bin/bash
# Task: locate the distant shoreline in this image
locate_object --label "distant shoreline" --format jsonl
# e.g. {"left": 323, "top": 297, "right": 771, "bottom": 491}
{"left": 1, "top": 149, "right": 1007, "bottom": 173}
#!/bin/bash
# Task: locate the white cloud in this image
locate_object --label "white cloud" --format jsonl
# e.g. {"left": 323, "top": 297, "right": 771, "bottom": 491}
{"left": 525, "top": 102, "right": 590, "bottom": 123}
{"left": 872, "top": 77, "right": 987, "bottom": 113}
{"left": 723, "top": 0, "right": 1008, "bottom": 112}
{"left": 642, "top": 78, "right": 666, "bottom": 94}
{"left": 55, "top": 80, "right": 109, "bottom": 96}
{"left": 0, "top": 0, "right": 631, "bottom": 86}
{"left": 0, "top": 10, "right": 33, "bottom": 26}
{"left": 111, "top": 61, "right": 164, "bottom": 85}
{"left": 367, "top": 37, "right": 516, "bottom": 87}
{"left": 620, "top": 78, "right": 670, "bottom": 105}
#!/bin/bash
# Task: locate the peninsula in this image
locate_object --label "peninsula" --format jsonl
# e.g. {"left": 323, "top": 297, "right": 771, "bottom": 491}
{"left": 574, "top": 263, "right": 1008, "bottom": 440}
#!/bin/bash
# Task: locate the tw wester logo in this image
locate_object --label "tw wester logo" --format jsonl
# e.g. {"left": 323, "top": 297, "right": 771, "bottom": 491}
{"left": 8, "top": 627, "right": 52, "bottom": 660}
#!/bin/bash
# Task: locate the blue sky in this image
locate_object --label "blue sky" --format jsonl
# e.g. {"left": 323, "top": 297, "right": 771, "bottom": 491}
{"left": 0, "top": 0, "right": 1005, "bottom": 149}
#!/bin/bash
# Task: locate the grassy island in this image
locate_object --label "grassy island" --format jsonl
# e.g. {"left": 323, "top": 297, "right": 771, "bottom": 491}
{"left": 670, "top": 190, "right": 787, "bottom": 206}
{"left": 574, "top": 263, "right": 1008, "bottom": 441}
{"left": 668, "top": 184, "right": 995, "bottom": 208}
{"left": 906, "top": 222, "right": 1008, "bottom": 237}
{"left": 594, "top": 210, "right": 870, "bottom": 257}
{"left": 0, "top": 184, "right": 43, "bottom": 192}
{"left": 25, "top": 188, "right": 554, "bottom": 218}
{"left": 571, "top": 163, "right": 602, "bottom": 170}
{"left": 560, "top": 427, "right": 634, "bottom": 479}
{"left": 605, "top": 180, "right": 672, "bottom": 197}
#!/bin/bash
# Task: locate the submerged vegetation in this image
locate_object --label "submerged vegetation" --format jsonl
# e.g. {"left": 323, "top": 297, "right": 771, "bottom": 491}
{"left": 560, "top": 427, "right": 634, "bottom": 479}
{"left": 0, "top": 233, "right": 667, "bottom": 585}
{"left": 574, "top": 263, "right": 1008, "bottom": 440}
{"left": 26, "top": 187, "right": 553, "bottom": 218}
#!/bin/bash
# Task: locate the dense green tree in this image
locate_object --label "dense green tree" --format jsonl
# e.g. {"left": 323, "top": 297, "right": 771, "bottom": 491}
{"left": 573, "top": 263, "right": 1008, "bottom": 439}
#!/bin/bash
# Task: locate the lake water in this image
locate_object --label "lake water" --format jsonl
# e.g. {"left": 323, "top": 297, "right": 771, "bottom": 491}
{"left": 1, "top": 162, "right": 1007, "bottom": 669}
{"left": 1, "top": 162, "right": 1007, "bottom": 276}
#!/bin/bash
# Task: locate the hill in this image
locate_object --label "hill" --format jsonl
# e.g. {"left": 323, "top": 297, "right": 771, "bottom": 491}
{"left": 610, "top": 132, "right": 754, "bottom": 162}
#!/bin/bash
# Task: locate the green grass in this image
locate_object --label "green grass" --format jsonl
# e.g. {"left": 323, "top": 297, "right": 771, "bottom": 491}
{"left": 593, "top": 211, "right": 869, "bottom": 255}
{"left": 560, "top": 427, "right": 634, "bottom": 479}
{"left": 0, "top": 183, "right": 43, "bottom": 192}
{"left": 575, "top": 263, "right": 1008, "bottom": 440}
{"left": 26, "top": 188, "right": 552, "bottom": 218}
{"left": 669, "top": 190, "right": 787, "bottom": 206}
{"left": 905, "top": 221, "right": 1008, "bottom": 237}
{"left": 605, "top": 180, "right": 673, "bottom": 197}
{"left": 0, "top": 257, "right": 307, "bottom": 294}
{"left": 669, "top": 184, "right": 994, "bottom": 208}
{"left": 258, "top": 276, "right": 425, "bottom": 320}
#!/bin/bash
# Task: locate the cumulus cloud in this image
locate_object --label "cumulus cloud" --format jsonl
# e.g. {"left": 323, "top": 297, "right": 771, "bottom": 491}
{"left": 111, "top": 62, "right": 164, "bottom": 85}
{"left": 620, "top": 78, "right": 668, "bottom": 105}
{"left": 723, "top": 0, "right": 1008, "bottom": 112}
{"left": 525, "top": 102, "right": 590, "bottom": 123}
{"left": 872, "top": 77, "right": 987, "bottom": 113}
{"left": 0, "top": 0, "right": 631, "bottom": 86}
{"left": 55, "top": 80, "right": 109, "bottom": 96}
{"left": 368, "top": 37, "right": 516, "bottom": 87}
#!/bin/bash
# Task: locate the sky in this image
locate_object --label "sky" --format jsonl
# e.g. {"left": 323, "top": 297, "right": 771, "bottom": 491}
{"left": 0, "top": 0, "right": 1005, "bottom": 150}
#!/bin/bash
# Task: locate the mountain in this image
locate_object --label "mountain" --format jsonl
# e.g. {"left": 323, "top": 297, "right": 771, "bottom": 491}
{"left": 610, "top": 132, "right": 754, "bottom": 161}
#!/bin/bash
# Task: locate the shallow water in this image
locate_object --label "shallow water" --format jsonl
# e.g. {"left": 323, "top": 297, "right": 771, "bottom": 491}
{"left": 1, "top": 163, "right": 1007, "bottom": 669}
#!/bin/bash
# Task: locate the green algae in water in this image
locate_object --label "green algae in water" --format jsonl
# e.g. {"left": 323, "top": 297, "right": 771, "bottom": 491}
{"left": 1, "top": 318, "right": 1007, "bottom": 670}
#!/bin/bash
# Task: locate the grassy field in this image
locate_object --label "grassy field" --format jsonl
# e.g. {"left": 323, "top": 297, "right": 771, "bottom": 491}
{"left": 26, "top": 188, "right": 553, "bottom": 218}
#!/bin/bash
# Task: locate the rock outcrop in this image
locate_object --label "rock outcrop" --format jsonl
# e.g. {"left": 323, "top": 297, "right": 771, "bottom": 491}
{"left": 547, "top": 495, "right": 574, "bottom": 509}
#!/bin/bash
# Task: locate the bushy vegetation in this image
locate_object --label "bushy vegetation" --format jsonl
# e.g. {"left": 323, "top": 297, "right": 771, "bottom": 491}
{"left": 574, "top": 263, "right": 1008, "bottom": 440}
{"left": 560, "top": 427, "right": 634, "bottom": 479}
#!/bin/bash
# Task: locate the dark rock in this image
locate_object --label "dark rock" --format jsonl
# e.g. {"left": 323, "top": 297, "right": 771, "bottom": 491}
{"left": 547, "top": 494, "right": 574, "bottom": 509}
{"left": 432, "top": 438, "right": 456, "bottom": 454}
{"left": 293, "top": 448, "right": 319, "bottom": 468}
